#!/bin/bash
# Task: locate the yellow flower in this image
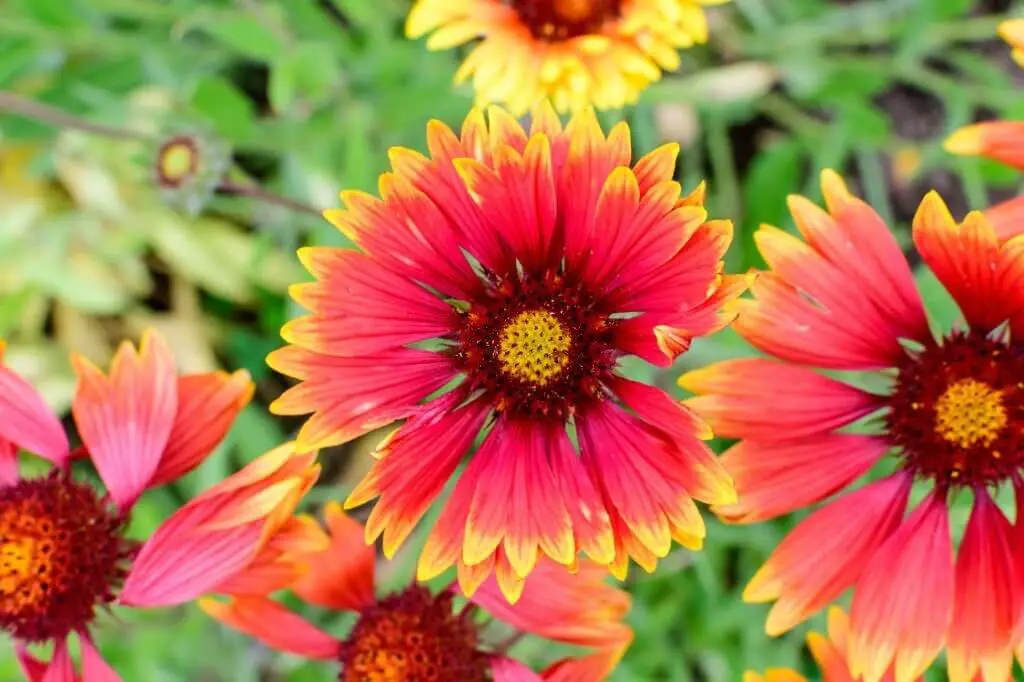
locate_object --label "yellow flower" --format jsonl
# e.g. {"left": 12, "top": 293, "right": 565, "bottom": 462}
{"left": 407, "top": 0, "right": 728, "bottom": 114}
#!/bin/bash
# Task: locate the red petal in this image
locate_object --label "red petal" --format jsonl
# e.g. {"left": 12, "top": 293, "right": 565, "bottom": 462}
{"left": 542, "top": 644, "right": 631, "bottom": 682}
{"left": 745, "top": 474, "right": 912, "bottom": 636}
{"left": 681, "top": 359, "right": 880, "bottom": 440}
{"left": 351, "top": 395, "right": 489, "bottom": 559}
{"left": 0, "top": 438, "right": 18, "bottom": 486}
{"left": 946, "top": 493, "right": 1017, "bottom": 682}
{"left": 471, "top": 558, "right": 631, "bottom": 649}
{"left": 945, "top": 121, "right": 1024, "bottom": 170}
{"left": 714, "top": 435, "right": 888, "bottom": 523}
{"left": 72, "top": 331, "right": 178, "bottom": 509}
{"left": 848, "top": 494, "right": 954, "bottom": 682}
{"left": 914, "top": 195, "right": 1024, "bottom": 335}
{"left": 268, "top": 346, "right": 455, "bottom": 451}
{"left": 200, "top": 597, "right": 339, "bottom": 660}
{"left": 984, "top": 195, "right": 1024, "bottom": 241}
{"left": 150, "top": 370, "right": 253, "bottom": 487}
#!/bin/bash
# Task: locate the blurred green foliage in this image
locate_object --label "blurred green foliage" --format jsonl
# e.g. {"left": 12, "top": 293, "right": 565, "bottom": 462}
{"left": 2, "top": 0, "right": 1024, "bottom": 680}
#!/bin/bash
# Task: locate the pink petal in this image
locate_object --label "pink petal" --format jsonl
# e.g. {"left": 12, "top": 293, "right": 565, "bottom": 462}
{"left": 492, "top": 657, "right": 544, "bottom": 682}
{"left": 42, "top": 641, "right": 75, "bottom": 682}
{"left": 120, "top": 504, "right": 263, "bottom": 607}
{"left": 72, "top": 331, "right": 178, "bottom": 509}
{"left": 80, "top": 637, "right": 120, "bottom": 682}
{"left": 0, "top": 363, "right": 69, "bottom": 467}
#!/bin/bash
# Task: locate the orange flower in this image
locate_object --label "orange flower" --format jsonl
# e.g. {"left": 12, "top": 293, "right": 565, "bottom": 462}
{"left": 0, "top": 331, "right": 323, "bottom": 680}
{"left": 943, "top": 19, "right": 1024, "bottom": 240}
{"left": 202, "top": 504, "right": 632, "bottom": 681}
{"left": 406, "top": 0, "right": 727, "bottom": 113}
{"left": 271, "top": 103, "right": 744, "bottom": 602}
{"left": 682, "top": 170, "right": 1024, "bottom": 682}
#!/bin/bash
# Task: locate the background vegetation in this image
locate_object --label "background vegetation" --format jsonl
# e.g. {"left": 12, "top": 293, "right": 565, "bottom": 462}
{"left": 1, "top": 0, "right": 1023, "bottom": 679}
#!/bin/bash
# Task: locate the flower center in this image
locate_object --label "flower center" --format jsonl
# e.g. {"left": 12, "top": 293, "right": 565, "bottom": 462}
{"left": 934, "top": 379, "right": 1007, "bottom": 448}
{"left": 338, "top": 586, "right": 489, "bottom": 682}
{"left": 509, "top": 0, "right": 623, "bottom": 40}
{"left": 887, "top": 331, "right": 1024, "bottom": 489}
{"left": 0, "top": 471, "right": 135, "bottom": 643}
{"left": 456, "top": 271, "right": 617, "bottom": 418}
{"left": 155, "top": 135, "right": 200, "bottom": 189}
{"left": 498, "top": 310, "right": 572, "bottom": 386}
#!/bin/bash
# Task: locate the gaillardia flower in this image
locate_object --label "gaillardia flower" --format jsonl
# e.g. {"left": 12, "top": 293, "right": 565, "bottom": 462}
{"left": 0, "top": 332, "right": 323, "bottom": 679}
{"left": 682, "top": 171, "right": 1024, "bottom": 682}
{"left": 746, "top": 608, "right": 905, "bottom": 682}
{"left": 270, "top": 103, "right": 745, "bottom": 601}
{"left": 944, "top": 18, "right": 1024, "bottom": 241}
{"left": 406, "top": 0, "right": 726, "bottom": 114}
{"left": 201, "top": 503, "right": 633, "bottom": 681}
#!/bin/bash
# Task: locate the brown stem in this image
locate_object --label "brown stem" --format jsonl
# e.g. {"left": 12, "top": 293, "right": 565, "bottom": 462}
{"left": 216, "top": 179, "right": 323, "bottom": 218}
{"left": 0, "top": 91, "right": 150, "bottom": 141}
{"left": 494, "top": 631, "right": 526, "bottom": 654}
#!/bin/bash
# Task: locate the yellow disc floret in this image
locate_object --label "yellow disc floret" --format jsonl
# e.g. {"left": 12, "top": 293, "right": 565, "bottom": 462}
{"left": 934, "top": 378, "right": 1007, "bottom": 449}
{"left": 498, "top": 310, "right": 572, "bottom": 386}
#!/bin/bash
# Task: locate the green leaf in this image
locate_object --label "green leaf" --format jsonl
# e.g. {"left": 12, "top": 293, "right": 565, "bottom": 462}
{"left": 835, "top": 99, "right": 890, "bottom": 146}
{"left": 190, "top": 75, "right": 256, "bottom": 141}
{"left": 741, "top": 137, "right": 805, "bottom": 268}
{"left": 199, "top": 15, "right": 283, "bottom": 61}
{"left": 269, "top": 42, "right": 341, "bottom": 113}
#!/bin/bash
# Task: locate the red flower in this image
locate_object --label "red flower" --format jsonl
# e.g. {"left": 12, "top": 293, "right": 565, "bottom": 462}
{"left": 201, "top": 503, "right": 633, "bottom": 681}
{"left": 682, "top": 171, "right": 1024, "bottom": 682}
{"left": 944, "top": 19, "right": 1024, "bottom": 242}
{"left": 271, "top": 102, "right": 745, "bottom": 601}
{"left": 0, "top": 331, "right": 323, "bottom": 680}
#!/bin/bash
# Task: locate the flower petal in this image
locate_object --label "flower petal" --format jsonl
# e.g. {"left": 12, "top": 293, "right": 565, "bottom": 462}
{"left": 0, "top": 438, "right": 18, "bottom": 486}
{"left": 984, "top": 195, "right": 1024, "bottom": 241}
{"left": 120, "top": 445, "right": 319, "bottom": 606}
{"left": 848, "top": 493, "right": 954, "bottom": 682}
{"left": 542, "top": 643, "right": 631, "bottom": 682}
{"left": 470, "top": 558, "right": 631, "bottom": 649}
{"left": 681, "top": 359, "right": 880, "bottom": 440}
{"left": 150, "top": 370, "right": 253, "bottom": 487}
{"left": 268, "top": 346, "right": 455, "bottom": 451}
{"left": 72, "top": 331, "right": 178, "bottom": 509}
{"left": 491, "top": 657, "right": 544, "bottom": 682}
{"left": 200, "top": 596, "right": 339, "bottom": 660}
{"left": 913, "top": 195, "right": 1024, "bottom": 335}
{"left": 42, "top": 640, "right": 74, "bottom": 682}
{"left": 746, "top": 474, "right": 912, "bottom": 636}
{"left": 81, "top": 636, "right": 120, "bottom": 682}
{"left": 577, "top": 402, "right": 707, "bottom": 573}
{"left": 946, "top": 493, "right": 1017, "bottom": 682}
{"left": 944, "top": 121, "right": 1024, "bottom": 170}
{"left": 350, "top": 394, "right": 490, "bottom": 559}
{"left": 0, "top": 360, "right": 69, "bottom": 468}
{"left": 292, "top": 502, "right": 376, "bottom": 612}
{"left": 713, "top": 434, "right": 889, "bottom": 523}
